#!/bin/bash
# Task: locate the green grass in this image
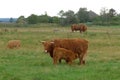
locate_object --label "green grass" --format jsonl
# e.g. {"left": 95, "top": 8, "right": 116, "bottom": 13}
{"left": 0, "top": 25, "right": 120, "bottom": 80}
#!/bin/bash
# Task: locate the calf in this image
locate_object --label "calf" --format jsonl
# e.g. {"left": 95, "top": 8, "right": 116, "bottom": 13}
{"left": 53, "top": 47, "right": 78, "bottom": 65}
{"left": 7, "top": 40, "right": 21, "bottom": 49}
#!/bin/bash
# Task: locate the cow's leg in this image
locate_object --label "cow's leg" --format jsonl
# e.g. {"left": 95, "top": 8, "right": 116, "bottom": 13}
{"left": 78, "top": 53, "right": 85, "bottom": 65}
{"left": 82, "top": 60, "right": 85, "bottom": 64}
{"left": 67, "top": 59, "right": 72, "bottom": 65}
{"left": 59, "top": 59, "right": 62, "bottom": 63}
{"left": 68, "top": 61, "right": 72, "bottom": 65}
{"left": 53, "top": 57, "right": 58, "bottom": 65}
{"left": 80, "top": 53, "right": 86, "bottom": 65}
{"left": 65, "top": 59, "right": 69, "bottom": 63}
{"left": 78, "top": 54, "right": 81, "bottom": 65}
{"left": 80, "top": 30, "right": 82, "bottom": 33}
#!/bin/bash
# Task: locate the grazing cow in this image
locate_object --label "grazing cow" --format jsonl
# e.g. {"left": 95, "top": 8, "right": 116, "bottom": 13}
{"left": 53, "top": 47, "right": 78, "bottom": 65}
{"left": 42, "top": 38, "right": 88, "bottom": 65}
{"left": 71, "top": 24, "right": 87, "bottom": 33}
{"left": 7, "top": 40, "right": 21, "bottom": 49}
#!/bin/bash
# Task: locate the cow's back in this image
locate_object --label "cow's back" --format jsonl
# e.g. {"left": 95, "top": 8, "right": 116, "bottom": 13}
{"left": 53, "top": 38, "right": 88, "bottom": 55}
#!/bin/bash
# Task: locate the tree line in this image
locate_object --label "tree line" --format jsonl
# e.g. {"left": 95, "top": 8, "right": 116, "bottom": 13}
{"left": 16, "top": 7, "right": 120, "bottom": 26}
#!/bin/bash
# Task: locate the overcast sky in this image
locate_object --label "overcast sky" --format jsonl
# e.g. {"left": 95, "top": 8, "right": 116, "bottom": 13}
{"left": 0, "top": 0, "right": 120, "bottom": 18}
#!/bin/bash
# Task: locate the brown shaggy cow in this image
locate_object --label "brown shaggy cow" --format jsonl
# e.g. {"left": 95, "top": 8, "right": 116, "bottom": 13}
{"left": 71, "top": 24, "right": 87, "bottom": 33}
{"left": 7, "top": 40, "right": 21, "bottom": 49}
{"left": 42, "top": 41, "right": 54, "bottom": 57}
{"left": 42, "top": 38, "right": 88, "bottom": 65}
{"left": 53, "top": 47, "right": 78, "bottom": 65}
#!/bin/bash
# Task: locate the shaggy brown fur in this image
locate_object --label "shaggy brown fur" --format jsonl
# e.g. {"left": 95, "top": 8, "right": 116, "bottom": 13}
{"left": 53, "top": 47, "right": 78, "bottom": 65}
{"left": 53, "top": 38, "right": 88, "bottom": 65}
{"left": 71, "top": 24, "right": 87, "bottom": 33}
{"left": 42, "top": 41, "right": 54, "bottom": 57}
{"left": 42, "top": 38, "right": 88, "bottom": 65}
{"left": 7, "top": 40, "right": 21, "bottom": 49}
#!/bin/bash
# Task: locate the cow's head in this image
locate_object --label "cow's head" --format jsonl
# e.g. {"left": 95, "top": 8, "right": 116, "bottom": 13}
{"left": 41, "top": 41, "right": 54, "bottom": 53}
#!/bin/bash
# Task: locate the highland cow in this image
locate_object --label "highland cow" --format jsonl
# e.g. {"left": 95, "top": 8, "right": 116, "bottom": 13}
{"left": 71, "top": 24, "right": 87, "bottom": 33}
{"left": 7, "top": 40, "right": 21, "bottom": 49}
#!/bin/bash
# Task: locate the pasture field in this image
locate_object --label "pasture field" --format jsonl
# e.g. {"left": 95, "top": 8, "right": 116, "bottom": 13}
{"left": 0, "top": 24, "right": 120, "bottom": 80}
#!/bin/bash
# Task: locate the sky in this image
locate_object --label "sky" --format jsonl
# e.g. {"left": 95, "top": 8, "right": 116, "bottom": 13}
{"left": 0, "top": 0, "right": 120, "bottom": 18}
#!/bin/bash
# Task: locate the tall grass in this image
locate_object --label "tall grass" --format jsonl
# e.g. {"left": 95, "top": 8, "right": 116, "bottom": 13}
{"left": 0, "top": 25, "right": 120, "bottom": 80}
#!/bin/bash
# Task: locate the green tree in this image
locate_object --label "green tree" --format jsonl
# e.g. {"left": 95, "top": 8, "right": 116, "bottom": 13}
{"left": 76, "top": 8, "right": 89, "bottom": 23}
{"left": 38, "top": 14, "right": 49, "bottom": 23}
{"left": 27, "top": 14, "right": 38, "bottom": 24}
{"left": 108, "top": 8, "right": 116, "bottom": 17}
{"left": 9, "top": 17, "right": 14, "bottom": 23}
{"left": 16, "top": 16, "right": 27, "bottom": 24}
{"left": 58, "top": 10, "right": 65, "bottom": 25}
{"left": 88, "top": 10, "right": 98, "bottom": 22}
{"left": 100, "top": 7, "right": 109, "bottom": 25}
{"left": 108, "top": 8, "right": 118, "bottom": 25}
{"left": 58, "top": 10, "right": 64, "bottom": 18}
{"left": 59, "top": 10, "right": 78, "bottom": 25}
{"left": 49, "top": 16, "right": 60, "bottom": 23}
{"left": 99, "top": 8, "right": 118, "bottom": 25}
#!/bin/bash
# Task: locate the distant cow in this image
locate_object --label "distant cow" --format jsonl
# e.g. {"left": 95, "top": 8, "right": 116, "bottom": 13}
{"left": 42, "top": 38, "right": 88, "bottom": 65}
{"left": 71, "top": 24, "right": 87, "bottom": 33}
{"left": 7, "top": 40, "right": 21, "bottom": 49}
{"left": 53, "top": 47, "right": 78, "bottom": 65}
